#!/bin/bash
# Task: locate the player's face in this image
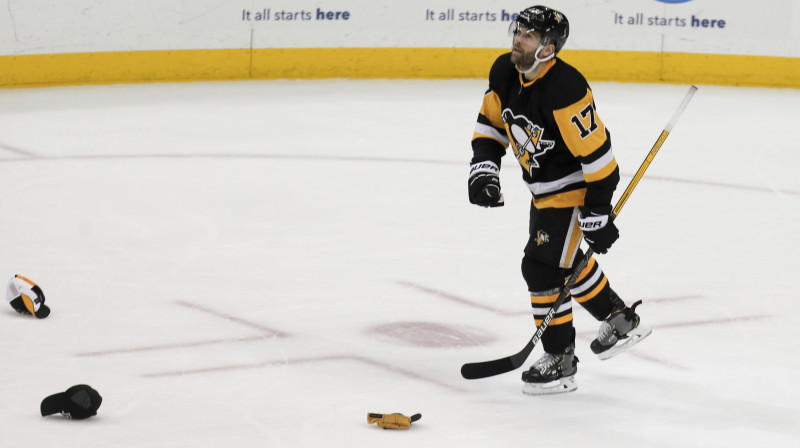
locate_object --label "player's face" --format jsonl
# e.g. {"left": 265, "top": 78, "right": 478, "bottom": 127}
{"left": 510, "top": 24, "right": 543, "bottom": 69}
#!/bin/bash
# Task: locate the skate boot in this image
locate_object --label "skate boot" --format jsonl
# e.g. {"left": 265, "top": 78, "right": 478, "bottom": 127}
{"left": 521, "top": 344, "right": 579, "bottom": 395}
{"left": 590, "top": 291, "right": 652, "bottom": 360}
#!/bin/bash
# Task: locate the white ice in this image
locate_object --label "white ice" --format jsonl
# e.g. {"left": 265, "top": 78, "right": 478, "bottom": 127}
{"left": 0, "top": 78, "right": 798, "bottom": 447}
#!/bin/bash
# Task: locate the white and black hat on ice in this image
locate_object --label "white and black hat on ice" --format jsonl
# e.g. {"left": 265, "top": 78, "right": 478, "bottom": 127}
{"left": 6, "top": 275, "right": 50, "bottom": 319}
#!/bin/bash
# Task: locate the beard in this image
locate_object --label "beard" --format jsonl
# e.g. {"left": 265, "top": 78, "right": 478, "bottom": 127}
{"left": 510, "top": 47, "right": 537, "bottom": 70}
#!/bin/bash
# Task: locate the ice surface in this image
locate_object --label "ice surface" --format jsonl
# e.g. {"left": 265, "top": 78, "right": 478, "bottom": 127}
{"left": 1, "top": 78, "right": 798, "bottom": 447}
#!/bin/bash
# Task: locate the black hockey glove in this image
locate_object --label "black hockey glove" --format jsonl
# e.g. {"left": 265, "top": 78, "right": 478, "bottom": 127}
{"left": 578, "top": 207, "right": 619, "bottom": 254}
{"left": 468, "top": 161, "right": 504, "bottom": 207}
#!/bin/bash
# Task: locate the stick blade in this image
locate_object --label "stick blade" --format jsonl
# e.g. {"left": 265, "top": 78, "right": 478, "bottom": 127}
{"left": 460, "top": 342, "right": 533, "bottom": 379}
{"left": 461, "top": 358, "right": 517, "bottom": 380}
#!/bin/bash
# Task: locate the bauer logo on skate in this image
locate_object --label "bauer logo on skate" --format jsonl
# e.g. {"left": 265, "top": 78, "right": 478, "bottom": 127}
{"left": 502, "top": 109, "right": 555, "bottom": 176}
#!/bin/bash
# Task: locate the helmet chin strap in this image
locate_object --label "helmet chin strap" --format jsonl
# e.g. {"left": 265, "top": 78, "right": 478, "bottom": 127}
{"left": 516, "top": 43, "right": 555, "bottom": 75}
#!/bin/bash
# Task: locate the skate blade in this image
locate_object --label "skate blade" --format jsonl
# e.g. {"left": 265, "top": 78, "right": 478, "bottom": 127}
{"left": 598, "top": 325, "right": 652, "bottom": 360}
{"left": 522, "top": 376, "right": 577, "bottom": 396}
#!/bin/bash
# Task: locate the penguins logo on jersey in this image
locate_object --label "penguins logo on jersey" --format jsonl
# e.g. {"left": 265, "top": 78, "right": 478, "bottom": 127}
{"left": 502, "top": 109, "right": 555, "bottom": 177}
{"left": 535, "top": 230, "right": 550, "bottom": 246}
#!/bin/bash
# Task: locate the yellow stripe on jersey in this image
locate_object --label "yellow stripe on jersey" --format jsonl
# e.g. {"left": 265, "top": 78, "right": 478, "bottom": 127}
{"left": 552, "top": 88, "right": 608, "bottom": 158}
{"left": 472, "top": 128, "right": 508, "bottom": 146}
{"left": 472, "top": 90, "right": 508, "bottom": 145}
{"left": 480, "top": 91, "right": 505, "bottom": 129}
{"left": 581, "top": 149, "right": 618, "bottom": 183}
{"left": 532, "top": 189, "right": 586, "bottom": 209}
{"left": 583, "top": 157, "right": 618, "bottom": 183}
{"left": 519, "top": 59, "right": 556, "bottom": 88}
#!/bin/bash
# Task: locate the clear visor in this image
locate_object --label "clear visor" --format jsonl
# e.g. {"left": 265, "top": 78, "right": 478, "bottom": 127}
{"left": 508, "top": 21, "right": 538, "bottom": 38}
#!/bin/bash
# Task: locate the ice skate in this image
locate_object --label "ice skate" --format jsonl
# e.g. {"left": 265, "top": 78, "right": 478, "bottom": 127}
{"left": 521, "top": 344, "right": 578, "bottom": 395}
{"left": 590, "top": 292, "right": 652, "bottom": 360}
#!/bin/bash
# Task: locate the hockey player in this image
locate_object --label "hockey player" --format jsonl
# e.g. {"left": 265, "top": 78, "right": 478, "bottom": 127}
{"left": 468, "top": 5, "right": 650, "bottom": 395}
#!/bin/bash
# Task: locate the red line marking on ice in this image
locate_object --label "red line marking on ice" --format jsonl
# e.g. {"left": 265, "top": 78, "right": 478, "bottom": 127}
{"left": 575, "top": 314, "right": 771, "bottom": 370}
{"left": 399, "top": 280, "right": 706, "bottom": 315}
{"left": 625, "top": 351, "right": 690, "bottom": 371}
{"left": 652, "top": 315, "right": 770, "bottom": 329}
{"left": 142, "top": 355, "right": 469, "bottom": 392}
{"left": 638, "top": 173, "right": 800, "bottom": 196}
{"left": 75, "top": 301, "right": 287, "bottom": 357}
{"left": 0, "top": 142, "right": 37, "bottom": 157}
{"left": 175, "top": 300, "right": 288, "bottom": 336}
{"left": 76, "top": 335, "right": 271, "bottom": 357}
{"left": 642, "top": 295, "right": 705, "bottom": 303}
{"left": 396, "top": 280, "right": 522, "bottom": 316}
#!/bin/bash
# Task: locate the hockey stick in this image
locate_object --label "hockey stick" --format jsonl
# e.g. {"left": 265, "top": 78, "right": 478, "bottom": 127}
{"left": 461, "top": 85, "right": 698, "bottom": 380}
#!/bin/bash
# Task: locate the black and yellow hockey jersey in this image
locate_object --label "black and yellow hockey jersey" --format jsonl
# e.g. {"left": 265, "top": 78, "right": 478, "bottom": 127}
{"left": 471, "top": 52, "right": 620, "bottom": 210}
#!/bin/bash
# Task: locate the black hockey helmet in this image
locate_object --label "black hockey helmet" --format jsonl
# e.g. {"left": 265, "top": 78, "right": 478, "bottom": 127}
{"left": 510, "top": 6, "right": 570, "bottom": 54}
